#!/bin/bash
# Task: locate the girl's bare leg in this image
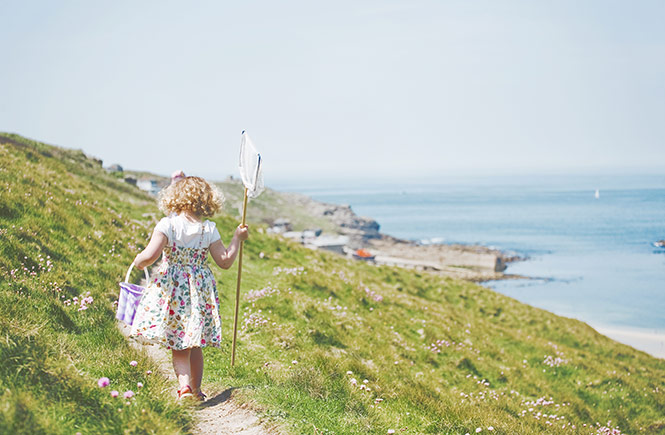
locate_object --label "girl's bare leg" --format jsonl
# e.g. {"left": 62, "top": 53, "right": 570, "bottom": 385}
{"left": 190, "top": 347, "right": 204, "bottom": 393}
{"left": 172, "top": 348, "right": 192, "bottom": 390}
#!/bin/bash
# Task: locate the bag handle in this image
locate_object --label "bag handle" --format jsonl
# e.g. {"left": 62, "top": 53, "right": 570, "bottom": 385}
{"left": 124, "top": 262, "right": 150, "bottom": 283}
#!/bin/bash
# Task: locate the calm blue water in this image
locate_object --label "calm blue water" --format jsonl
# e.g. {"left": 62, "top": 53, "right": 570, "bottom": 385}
{"left": 274, "top": 174, "right": 665, "bottom": 330}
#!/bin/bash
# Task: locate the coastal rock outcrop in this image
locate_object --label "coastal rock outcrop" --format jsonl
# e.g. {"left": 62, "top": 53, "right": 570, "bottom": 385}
{"left": 277, "top": 192, "right": 381, "bottom": 244}
{"left": 320, "top": 204, "right": 380, "bottom": 241}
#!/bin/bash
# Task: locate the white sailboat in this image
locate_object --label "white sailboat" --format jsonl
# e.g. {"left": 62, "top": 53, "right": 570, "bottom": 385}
{"left": 594, "top": 189, "right": 600, "bottom": 199}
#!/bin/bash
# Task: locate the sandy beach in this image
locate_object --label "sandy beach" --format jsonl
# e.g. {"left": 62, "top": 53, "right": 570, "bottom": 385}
{"left": 592, "top": 325, "right": 665, "bottom": 359}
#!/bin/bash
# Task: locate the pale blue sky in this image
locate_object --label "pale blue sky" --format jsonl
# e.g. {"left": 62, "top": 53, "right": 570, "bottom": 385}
{"left": 1, "top": 1, "right": 664, "bottom": 182}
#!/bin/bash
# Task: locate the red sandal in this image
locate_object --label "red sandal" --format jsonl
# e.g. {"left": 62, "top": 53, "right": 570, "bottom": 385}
{"left": 177, "top": 385, "right": 194, "bottom": 400}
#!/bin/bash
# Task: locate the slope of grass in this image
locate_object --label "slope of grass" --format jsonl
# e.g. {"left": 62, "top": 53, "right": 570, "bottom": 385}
{"left": 1, "top": 133, "right": 664, "bottom": 434}
{"left": 205, "top": 230, "right": 665, "bottom": 434}
{"left": 0, "top": 133, "right": 191, "bottom": 434}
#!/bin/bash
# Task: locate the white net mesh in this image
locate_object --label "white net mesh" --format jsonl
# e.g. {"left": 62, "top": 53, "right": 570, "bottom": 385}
{"left": 238, "top": 131, "right": 264, "bottom": 199}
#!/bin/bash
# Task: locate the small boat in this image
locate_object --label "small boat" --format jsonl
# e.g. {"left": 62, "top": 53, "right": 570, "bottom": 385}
{"left": 353, "top": 249, "right": 375, "bottom": 261}
{"left": 594, "top": 189, "right": 600, "bottom": 199}
{"left": 654, "top": 240, "right": 665, "bottom": 248}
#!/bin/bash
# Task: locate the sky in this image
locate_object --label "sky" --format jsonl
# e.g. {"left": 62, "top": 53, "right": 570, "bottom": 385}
{"left": 1, "top": 0, "right": 664, "bottom": 184}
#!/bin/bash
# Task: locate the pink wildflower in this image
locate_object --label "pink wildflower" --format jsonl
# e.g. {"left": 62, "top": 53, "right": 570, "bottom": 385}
{"left": 146, "top": 370, "right": 152, "bottom": 375}
{"left": 110, "top": 390, "right": 119, "bottom": 398}
{"left": 124, "top": 390, "right": 134, "bottom": 399}
{"left": 97, "top": 377, "right": 110, "bottom": 388}
{"left": 137, "top": 382, "right": 143, "bottom": 388}
{"left": 129, "top": 360, "right": 138, "bottom": 367}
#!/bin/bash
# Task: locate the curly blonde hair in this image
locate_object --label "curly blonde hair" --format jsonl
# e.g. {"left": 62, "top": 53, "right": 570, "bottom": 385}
{"left": 158, "top": 176, "right": 224, "bottom": 217}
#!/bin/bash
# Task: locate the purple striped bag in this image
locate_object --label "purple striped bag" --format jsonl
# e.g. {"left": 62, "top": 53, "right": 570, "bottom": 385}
{"left": 116, "top": 263, "right": 150, "bottom": 325}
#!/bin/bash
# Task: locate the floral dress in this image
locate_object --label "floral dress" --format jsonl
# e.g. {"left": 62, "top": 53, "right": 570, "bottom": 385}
{"left": 131, "top": 224, "right": 222, "bottom": 350}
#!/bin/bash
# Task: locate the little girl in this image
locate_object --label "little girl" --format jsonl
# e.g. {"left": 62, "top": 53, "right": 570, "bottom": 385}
{"left": 130, "top": 176, "right": 248, "bottom": 400}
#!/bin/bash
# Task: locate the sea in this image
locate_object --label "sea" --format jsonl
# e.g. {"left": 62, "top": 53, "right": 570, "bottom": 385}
{"left": 273, "top": 174, "right": 665, "bottom": 357}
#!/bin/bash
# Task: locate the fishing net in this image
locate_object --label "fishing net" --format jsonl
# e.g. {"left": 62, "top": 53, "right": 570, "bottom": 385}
{"left": 238, "top": 131, "right": 264, "bottom": 199}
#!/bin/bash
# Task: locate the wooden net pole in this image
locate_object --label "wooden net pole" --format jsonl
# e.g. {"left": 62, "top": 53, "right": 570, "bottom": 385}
{"left": 231, "top": 187, "right": 249, "bottom": 366}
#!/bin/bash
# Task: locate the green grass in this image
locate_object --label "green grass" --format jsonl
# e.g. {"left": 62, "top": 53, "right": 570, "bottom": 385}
{"left": 208, "top": 246, "right": 665, "bottom": 434}
{"left": 1, "top": 133, "right": 664, "bottom": 434}
{"left": 0, "top": 134, "right": 191, "bottom": 434}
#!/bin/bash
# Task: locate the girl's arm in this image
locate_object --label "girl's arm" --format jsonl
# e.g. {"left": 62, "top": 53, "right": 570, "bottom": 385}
{"left": 209, "top": 225, "right": 249, "bottom": 269}
{"left": 133, "top": 230, "right": 168, "bottom": 269}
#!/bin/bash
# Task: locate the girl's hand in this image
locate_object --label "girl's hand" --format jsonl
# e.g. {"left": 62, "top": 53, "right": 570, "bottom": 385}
{"left": 210, "top": 226, "right": 249, "bottom": 269}
{"left": 236, "top": 225, "right": 249, "bottom": 242}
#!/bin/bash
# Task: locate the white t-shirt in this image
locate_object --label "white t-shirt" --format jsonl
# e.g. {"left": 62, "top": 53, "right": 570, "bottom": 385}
{"left": 154, "top": 214, "right": 222, "bottom": 248}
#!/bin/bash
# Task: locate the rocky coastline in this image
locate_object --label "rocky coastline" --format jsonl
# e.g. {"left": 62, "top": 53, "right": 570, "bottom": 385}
{"left": 276, "top": 192, "right": 523, "bottom": 282}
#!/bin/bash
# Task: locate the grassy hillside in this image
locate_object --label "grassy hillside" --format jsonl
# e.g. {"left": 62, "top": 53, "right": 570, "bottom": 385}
{"left": 0, "top": 134, "right": 191, "bottom": 433}
{"left": 1, "top": 133, "right": 664, "bottom": 434}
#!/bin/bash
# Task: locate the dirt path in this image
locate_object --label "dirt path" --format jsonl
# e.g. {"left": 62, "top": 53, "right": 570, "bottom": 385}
{"left": 118, "top": 322, "right": 279, "bottom": 435}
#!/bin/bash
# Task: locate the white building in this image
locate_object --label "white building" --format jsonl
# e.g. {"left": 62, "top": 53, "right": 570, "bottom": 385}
{"left": 137, "top": 179, "right": 160, "bottom": 196}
